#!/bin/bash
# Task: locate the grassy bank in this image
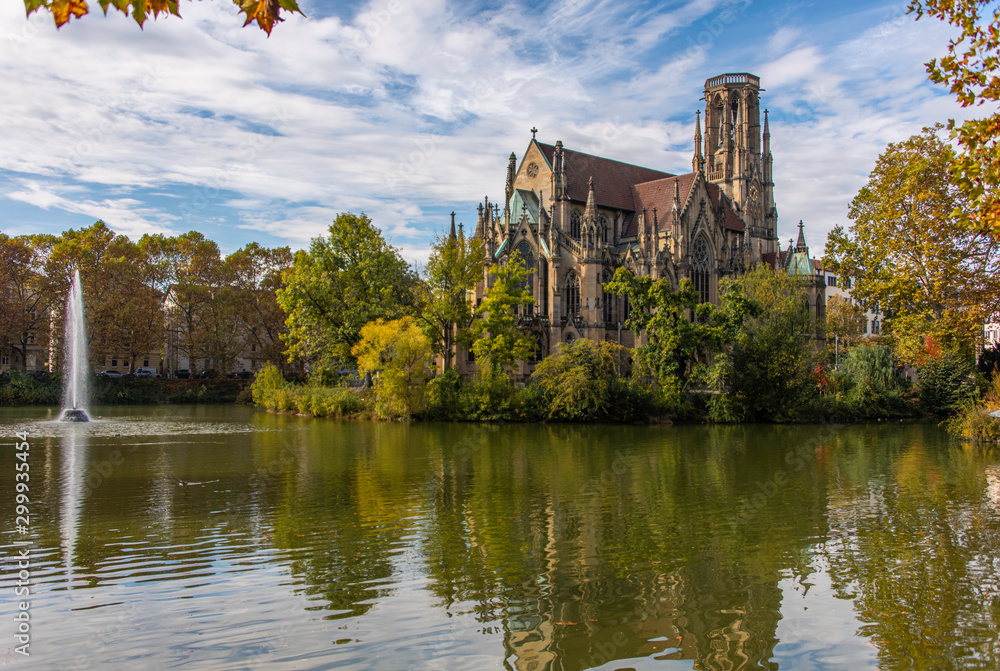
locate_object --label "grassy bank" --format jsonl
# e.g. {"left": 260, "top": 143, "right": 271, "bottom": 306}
{"left": 0, "top": 372, "right": 251, "bottom": 406}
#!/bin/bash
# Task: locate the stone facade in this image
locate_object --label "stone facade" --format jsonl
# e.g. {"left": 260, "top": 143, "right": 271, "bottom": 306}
{"left": 463, "top": 73, "right": 781, "bottom": 376}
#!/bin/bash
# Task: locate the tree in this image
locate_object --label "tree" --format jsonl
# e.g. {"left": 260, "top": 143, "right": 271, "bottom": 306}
{"left": 470, "top": 250, "right": 535, "bottom": 379}
{"left": 603, "top": 270, "right": 721, "bottom": 387}
{"left": 825, "top": 295, "right": 866, "bottom": 348}
{"left": 277, "top": 213, "right": 417, "bottom": 375}
{"left": 0, "top": 234, "right": 55, "bottom": 371}
{"left": 45, "top": 221, "right": 164, "bottom": 374}
{"left": 25, "top": 0, "right": 303, "bottom": 35}
{"left": 417, "top": 231, "right": 486, "bottom": 372}
{"left": 352, "top": 316, "right": 432, "bottom": 418}
{"left": 713, "top": 265, "right": 816, "bottom": 422}
{"left": 825, "top": 127, "right": 1000, "bottom": 362}
{"left": 909, "top": 0, "right": 1000, "bottom": 238}
{"left": 530, "top": 338, "right": 627, "bottom": 421}
{"left": 226, "top": 243, "right": 293, "bottom": 371}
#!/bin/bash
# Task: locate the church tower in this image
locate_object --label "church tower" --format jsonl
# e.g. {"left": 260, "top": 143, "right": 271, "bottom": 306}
{"left": 701, "top": 73, "right": 776, "bottom": 253}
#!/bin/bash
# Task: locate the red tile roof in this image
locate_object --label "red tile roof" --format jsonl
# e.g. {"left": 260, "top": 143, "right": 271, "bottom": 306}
{"left": 536, "top": 141, "right": 673, "bottom": 211}
{"left": 621, "top": 175, "right": 745, "bottom": 236}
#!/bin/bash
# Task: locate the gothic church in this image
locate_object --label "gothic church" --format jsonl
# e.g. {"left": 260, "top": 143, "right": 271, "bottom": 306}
{"left": 467, "top": 73, "right": 779, "bottom": 374}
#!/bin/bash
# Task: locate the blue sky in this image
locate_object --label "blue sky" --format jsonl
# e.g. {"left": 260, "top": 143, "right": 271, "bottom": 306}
{"left": 0, "top": 0, "right": 972, "bottom": 265}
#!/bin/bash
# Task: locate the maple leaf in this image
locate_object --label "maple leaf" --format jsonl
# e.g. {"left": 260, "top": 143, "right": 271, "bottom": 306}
{"left": 47, "top": 0, "right": 89, "bottom": 27}
{"left": 25, "top": 0, "right": 300, "bottom": 34}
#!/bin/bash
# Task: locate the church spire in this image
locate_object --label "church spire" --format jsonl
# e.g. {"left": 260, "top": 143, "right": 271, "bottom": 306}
{"left": 672, "top": 177, "right": 681, "bottom": 211}
{"left": 584, "top": 176, "right": 597, "bottom": 222}
{"left": 504, "top": 152, "right": 516, "bottom": 224}
{"left": 693, "top": 110, "right": 704, "bottom": 175}
{"left": 795, "top": 220, "right": 807, "bottom": 253}
{"left": 450, "top": 211, "right": 457, "bottom": 240}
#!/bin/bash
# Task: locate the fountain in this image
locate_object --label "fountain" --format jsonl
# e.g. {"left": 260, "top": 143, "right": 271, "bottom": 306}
{"left": 60, "top": 270, "right": 90, "bottom": 422}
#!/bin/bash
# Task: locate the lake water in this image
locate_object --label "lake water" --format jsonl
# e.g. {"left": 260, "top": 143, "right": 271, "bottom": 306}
{"left": 1, "top": 405, "right": 998, "bottom": 670}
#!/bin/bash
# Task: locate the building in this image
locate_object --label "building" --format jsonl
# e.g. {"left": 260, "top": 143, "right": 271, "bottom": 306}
{"left": 467, "top": 73, "right": 779, "bottom": 374}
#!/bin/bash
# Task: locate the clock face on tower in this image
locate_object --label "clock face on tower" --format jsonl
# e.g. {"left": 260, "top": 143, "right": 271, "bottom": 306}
{"left": 749, "top": 184, "right": 759, "bottom": 205}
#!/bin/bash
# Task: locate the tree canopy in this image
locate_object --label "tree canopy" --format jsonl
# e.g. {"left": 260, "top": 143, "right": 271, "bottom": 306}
{"left": 470, "top": 250, "right": 535, "bottom": 378}
{"left": 909, "top": 0, "right": 1000, "bottom": 238}
{"left": 277, "top": 212, "right": 417, "bottom": 374}
{"left": 417, "top": 230, "right": 486, "bottom": 372}
{"left": 25, "top": 0, "right": 303, "bottom": 35}
{"left": 824, "top": 126, "right": 1000, "bottom": 361}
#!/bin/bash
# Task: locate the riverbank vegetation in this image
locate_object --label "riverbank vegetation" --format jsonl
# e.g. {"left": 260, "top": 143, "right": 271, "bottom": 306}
{"left": 0, "top": 372, "right": 250, "bottom": 406}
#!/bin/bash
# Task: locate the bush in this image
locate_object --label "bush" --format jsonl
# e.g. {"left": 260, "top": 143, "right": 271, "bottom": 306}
{"left": 917, "top": 352, "right": 977, "bottom": 415}
{"left": 251, "top": 363, "right": 289, "bottom": 410}
{"left": 946, "top": 375, "right": 1000, "bottom": 443}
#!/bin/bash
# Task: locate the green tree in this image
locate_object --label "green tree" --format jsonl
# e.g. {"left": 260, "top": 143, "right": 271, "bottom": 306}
{"left": 714, "top": 265, "right": 816, "bottom": 422}
{"left": 0, "top": 234, "right": 55, "bottom": 371}
{"left": 418, "top": 231, "right": 486, "bottom": 372}
{"left": 26, "top": 0, "right": 302, "bottom": 35}
{"left": 470, "top": 251, "right": 535, "bottom": 379}
{"left": 352, "top": 316, "right": 433, "bottom": 418}
{"left": 825, "top": 127, "right": 1000, "bottom": 362}
{"left": 277, "top": 213, "right": 417, "bottom": 374}
{"left": 909, "top": 0, "right": 1000, "bottom": 239}
{"left": 530, "top": 338, "right": 627, "bottom": 421}
{"left": 603, "top": 269, "right": 721, "bottom": 387}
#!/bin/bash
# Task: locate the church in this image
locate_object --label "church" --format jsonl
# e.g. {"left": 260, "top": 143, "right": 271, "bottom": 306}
{"left": 465, "top": 73, "right": 783, "bottom": 375}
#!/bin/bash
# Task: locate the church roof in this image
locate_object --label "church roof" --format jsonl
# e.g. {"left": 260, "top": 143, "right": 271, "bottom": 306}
{"left": 621, "top": 174, "right": 745, "bottom": 236}
{"left": 535, "top": 141, "right": 674, "bottom": 211}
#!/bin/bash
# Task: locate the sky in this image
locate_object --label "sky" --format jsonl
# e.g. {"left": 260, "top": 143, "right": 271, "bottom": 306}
{"left": 0, "top": 0, "right": 974, "bottom": 266}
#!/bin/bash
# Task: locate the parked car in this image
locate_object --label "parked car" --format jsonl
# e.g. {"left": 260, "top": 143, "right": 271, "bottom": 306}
{"left": 100, "top": 370, "right": 124, "bottom": 378}
{"left": 135, "top": 367, "right": 160, "bottom": 378}
{"left": 174, "top": 369, "right": 190, "bottom": 379}
{"left": 198, "top": 369, "right": 218, "bottom": 379}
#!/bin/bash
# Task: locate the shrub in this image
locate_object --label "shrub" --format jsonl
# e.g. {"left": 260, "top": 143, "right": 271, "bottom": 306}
{"left": 531, "top": 339, "right": 626, "bottom": 422}
{"left": 946, "top": 375, "right": 1000, "bottom": 443}
{"left": 251, "top": 363, "right": 289, "bottom": 409}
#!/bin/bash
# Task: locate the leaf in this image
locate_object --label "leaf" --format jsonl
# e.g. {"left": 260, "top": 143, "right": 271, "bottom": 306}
{"left": 49, "top": 0, "right": 89, "bottom": 27}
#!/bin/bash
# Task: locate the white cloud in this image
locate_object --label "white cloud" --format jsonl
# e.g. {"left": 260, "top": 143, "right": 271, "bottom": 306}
{"left": 0, "top": 0, "right": 977, "bottom": 264}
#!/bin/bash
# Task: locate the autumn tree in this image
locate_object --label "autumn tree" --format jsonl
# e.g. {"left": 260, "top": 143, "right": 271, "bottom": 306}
{"left": 25, "top": 0, "right": 302, "bottom": 35}
{"left": 277, "top": 213, "right": 417, "bottom": 376}
{"left": 352, "top": 316, "right": 433, "bottom": 418}
{"left": 417, "top": 229, "right": 486, "bottom": 372}
{"left": 909, "top": 0, "right": 1000, "bottom": 238}
{"left": 825, "top": 127, "right": 1000, "bottom": 362}
{"left": 825, "top": 295, "right": 866, "bottom": 348}
{"left": 45, "top": 221, "right": 164, "bottom": 373}
{"left": 470, "top": 250, "right": 535, "bottom": 379}
{"left": 0, "top": 234, "right": 55, "bottom": 371}
{"left": 226, "top": 242, "right": 293, "bottom": 371}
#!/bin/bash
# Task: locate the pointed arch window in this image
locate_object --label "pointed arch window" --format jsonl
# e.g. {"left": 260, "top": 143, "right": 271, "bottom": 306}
{"left": 570, "top": 211, "right": 582, "bottom": 240}
{"left": 602, "top": 270, "right": 614, "bottom": 325}
{"left": 564, "top": 271, "right": 580, "bottom": 318}
{"left": 692, "top": 236, "right": 711, "bottom": 303}
{"left": 599, "top": 215, "right": 609, "bottom": 244}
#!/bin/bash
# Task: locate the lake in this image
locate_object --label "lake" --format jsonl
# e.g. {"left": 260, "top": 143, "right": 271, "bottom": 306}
{"left": 1, "top": 406, "right": 998, "bottom": 670}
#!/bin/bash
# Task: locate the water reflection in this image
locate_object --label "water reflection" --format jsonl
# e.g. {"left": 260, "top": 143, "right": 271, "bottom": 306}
{"left": 0, "top": 408, "right": 998, "bottom": 670}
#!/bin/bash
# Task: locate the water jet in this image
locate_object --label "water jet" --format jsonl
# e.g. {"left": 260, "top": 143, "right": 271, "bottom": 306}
{"left": 60, "top": 269, "right": 90, "bottom": 423}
